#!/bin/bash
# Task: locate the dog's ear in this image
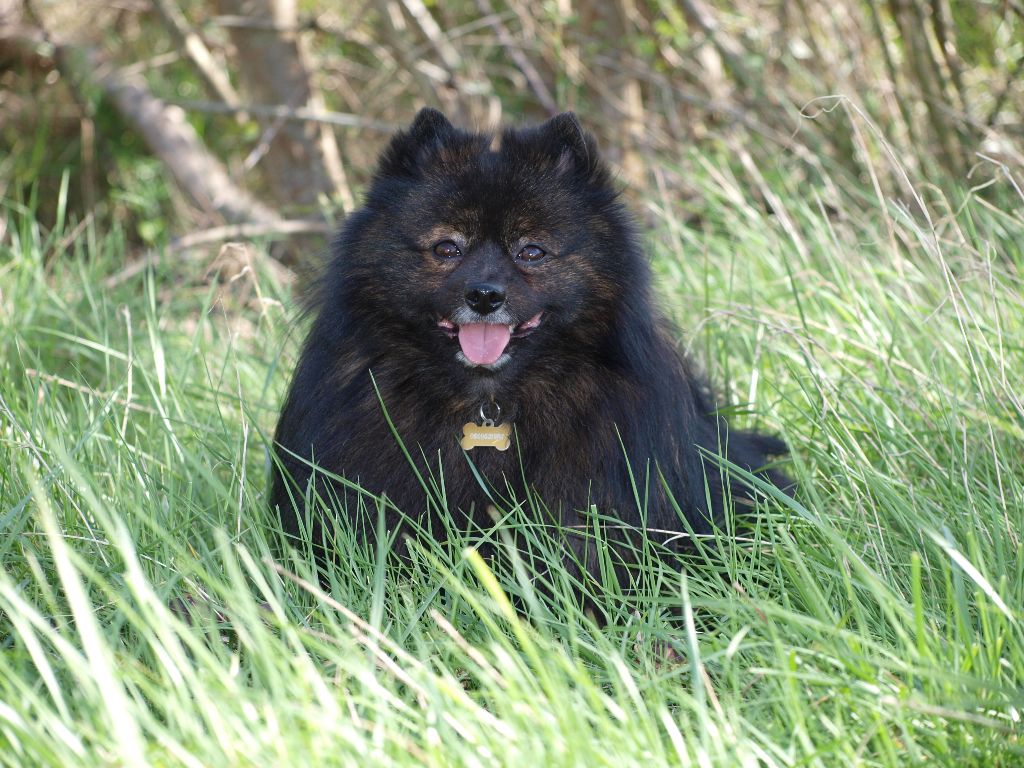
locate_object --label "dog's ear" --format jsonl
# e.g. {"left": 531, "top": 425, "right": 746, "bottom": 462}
{"left": 377, "top": 108, "right": 456, "bottom": 177}
{"left": 539, "top": 112, "right": 600, "bottom": 177}
{"left": 409, "top": 107, "right": 453, "bottom": 145}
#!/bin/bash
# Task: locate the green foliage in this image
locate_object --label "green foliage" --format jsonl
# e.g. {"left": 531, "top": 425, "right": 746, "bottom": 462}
{"left": 1, "top": 114, "right": 1022, "bottom": 765}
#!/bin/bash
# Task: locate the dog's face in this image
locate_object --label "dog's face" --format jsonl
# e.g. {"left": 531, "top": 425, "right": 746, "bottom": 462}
{"left": 332, "top": 110, "right": 643, "bottom": 385}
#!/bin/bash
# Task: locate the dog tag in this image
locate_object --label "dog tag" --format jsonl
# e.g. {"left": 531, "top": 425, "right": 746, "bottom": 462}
{"left": 460, "top": 421, "right": 511, "bottom": 451}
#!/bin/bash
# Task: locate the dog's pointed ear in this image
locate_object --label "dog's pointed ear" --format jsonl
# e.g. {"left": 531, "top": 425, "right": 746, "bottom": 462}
{"left": 377, "top": 108, "right": 456, "bottom": 177}
{"left": 409, "top": 107, "right": 453, "bottom": 144}
{"left": 539, "top": 112, "right": 599, "bottom": 177}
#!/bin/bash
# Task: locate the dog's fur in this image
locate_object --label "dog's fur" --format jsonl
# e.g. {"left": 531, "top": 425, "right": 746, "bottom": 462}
{"left": 271, "top": 109, "right": 788, "bottom": 585}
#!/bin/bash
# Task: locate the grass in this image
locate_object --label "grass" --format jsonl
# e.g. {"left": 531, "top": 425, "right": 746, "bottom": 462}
{"left": 1, "top": 140, "right": 1022, "bottom": 766}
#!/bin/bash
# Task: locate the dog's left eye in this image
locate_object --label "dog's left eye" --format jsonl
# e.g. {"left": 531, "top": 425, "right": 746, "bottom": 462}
{"left": 433, "top": 240, "right": 462, "bottom": 259}
{"left": 516, "top": 245, "right": 546, "bottom": 263}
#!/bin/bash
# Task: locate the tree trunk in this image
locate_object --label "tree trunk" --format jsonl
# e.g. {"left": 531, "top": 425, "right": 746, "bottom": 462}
{"left": 578, "top": 0, "right": 646, "bottom": 188}
{"left": 215, "top": 0, "right": 353, "bottom": 213}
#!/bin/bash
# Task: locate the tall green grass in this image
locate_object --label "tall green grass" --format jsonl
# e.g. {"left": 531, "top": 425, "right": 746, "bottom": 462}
{"left": 1, "top": 143, "right": 1022, "bottom": 766}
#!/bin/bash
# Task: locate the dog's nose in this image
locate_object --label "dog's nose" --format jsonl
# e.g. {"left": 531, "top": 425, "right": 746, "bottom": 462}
{"left": 464, "top": 283, "right": 506, "bottom": 315}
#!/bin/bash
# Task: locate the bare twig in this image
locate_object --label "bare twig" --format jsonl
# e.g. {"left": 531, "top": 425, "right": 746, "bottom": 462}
{"left": 888, "top": 0, "right": 966, "bottom": 174}
{"left": 986, "top": 54, "right": 1024, "bottom": 129}
{"left": 212, "top": 3, "right": 376, "bottom": 41}
{"left": 372, "top": 0, "right": 459, "bottom": 113}
{"left": 211, "top": 12, "right": 316, "bottom": 32}
{"left": 168, "top": 218, "right": 332, "bottom": 252}
{"left": 150, "top": 0, "right": 240, "bottom": 107}
{"left": 676, "top": 0, "right": 758, "bottom": 92}
{"left": 242, "top": 88, "right": 304, "bottom": 173}
{"left": 865, "top": 0, "right": 921, "bottom": 151}
{"left": 400, "top": 0, "right": 462, "bottom": 72}
{"left": 103, "top": 219, "right": 329, "bottom": 288}
{"left": 170, "top": 98, "right": 398, "bottom": 132}
{"left": 475, "top": 0, "right": 558, "bottom": 117}
{"left": 929, "top": 0, "right": 970, "bottom": 118}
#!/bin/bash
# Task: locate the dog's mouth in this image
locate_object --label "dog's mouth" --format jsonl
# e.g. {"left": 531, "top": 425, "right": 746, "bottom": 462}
{"left": 437, "top": 312, "right": 543, "bottom": 366}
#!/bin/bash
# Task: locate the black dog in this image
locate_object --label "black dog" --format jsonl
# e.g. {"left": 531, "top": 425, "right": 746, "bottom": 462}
{"left": 271, "top": 109, "right": 788, "bottom": 589}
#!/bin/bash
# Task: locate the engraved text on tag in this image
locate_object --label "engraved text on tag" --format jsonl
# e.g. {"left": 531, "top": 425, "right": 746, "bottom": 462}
{"left": 460, "top": 422, "right": 511, "bottom": 451}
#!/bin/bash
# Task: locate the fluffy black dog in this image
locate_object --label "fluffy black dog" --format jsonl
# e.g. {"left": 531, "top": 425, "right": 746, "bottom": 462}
{"left": 271, "top": 109, "right": 788, "bottom": 586}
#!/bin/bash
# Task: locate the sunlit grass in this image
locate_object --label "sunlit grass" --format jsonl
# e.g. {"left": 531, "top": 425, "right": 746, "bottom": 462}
{"left": 1, "top": 138, "right": 1022, "bottom": 766}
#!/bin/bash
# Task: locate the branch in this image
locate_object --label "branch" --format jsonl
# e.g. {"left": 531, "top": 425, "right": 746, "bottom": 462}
{"left": 98, "top": 56, "right": 279, "bottom": 224}
{"left": 103, "top": 218, "right": 328, "bottom": 288}
{"left": 475, "top": 0, "right": 558, "bottom": 117}
{"left": 150, "top": 0, "right": 241, "bottom": 107}
{"left": 2, "top": 25, "right": 278, "bottom": 225}
{"left": 400, "top": 0, "right": 462, "bottom": 72}
{"left": 169, "top": 98, "right": 398, "bottom": 132}
{"left": 676, "top": 0, "right": 758, "bottom": 92}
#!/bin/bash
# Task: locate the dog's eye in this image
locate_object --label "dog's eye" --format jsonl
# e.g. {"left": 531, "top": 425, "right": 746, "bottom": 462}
{"left": 516, "top": 245, "right": 546, "bottom": 263}
{"left": 433, "top": 240, "right": 461, "bottom": 259}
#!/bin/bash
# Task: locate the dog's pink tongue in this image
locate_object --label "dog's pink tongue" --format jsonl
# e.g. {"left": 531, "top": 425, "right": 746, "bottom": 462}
{"left": 458, "top": 323, "right": 511, "bottom": 365}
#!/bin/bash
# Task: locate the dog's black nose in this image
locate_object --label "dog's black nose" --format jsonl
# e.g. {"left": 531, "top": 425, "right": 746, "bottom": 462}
{"left": 464, "top": 283, "right": 506, "bottom": 315}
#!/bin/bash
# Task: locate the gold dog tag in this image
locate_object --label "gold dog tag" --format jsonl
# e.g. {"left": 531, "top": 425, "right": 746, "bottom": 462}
{"left": 460, "top": 421, "right": 511, "bottom": 451}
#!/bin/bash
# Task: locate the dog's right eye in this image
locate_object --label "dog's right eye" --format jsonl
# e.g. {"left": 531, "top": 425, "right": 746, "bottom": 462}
{"left": 433, "top": 241, "right": 462, "bottom": 259}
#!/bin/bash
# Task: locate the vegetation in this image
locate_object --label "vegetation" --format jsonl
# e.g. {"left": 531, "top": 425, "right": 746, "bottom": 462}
{"left": 3, "top": 0, "right": 1021, "bottom": 240}
{"left": 3, "top": 130, "right": 1023, "bottom": 763}
{"left": 1, "top": 1, "right": 1023, "bottom": 766}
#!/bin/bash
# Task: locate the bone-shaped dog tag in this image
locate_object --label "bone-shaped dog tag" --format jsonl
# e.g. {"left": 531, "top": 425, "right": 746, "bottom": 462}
{"left": 460, "top": 421, "right": 511, "bottom": 451}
